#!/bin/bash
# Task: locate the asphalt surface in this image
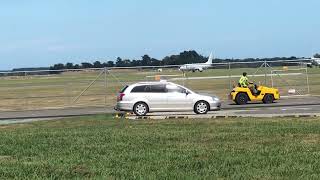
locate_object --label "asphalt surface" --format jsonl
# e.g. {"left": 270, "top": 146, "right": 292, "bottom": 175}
{"left": 0, "top": 96, "right": 319, "bottom": 121}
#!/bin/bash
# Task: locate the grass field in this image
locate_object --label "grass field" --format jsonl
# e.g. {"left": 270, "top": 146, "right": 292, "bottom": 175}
{"left": 0, "top": 65, "right": 320, "bottom": 111}
{"left": 1, "top": 115, "right": 320, "bottom": 179}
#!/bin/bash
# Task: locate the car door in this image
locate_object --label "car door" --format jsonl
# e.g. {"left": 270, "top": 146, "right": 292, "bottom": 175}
{"left": 165, "top": 84, "right": 194, "bottom": 110}
{"left": 144, "top": 84, "right": 168, "bottom": 111}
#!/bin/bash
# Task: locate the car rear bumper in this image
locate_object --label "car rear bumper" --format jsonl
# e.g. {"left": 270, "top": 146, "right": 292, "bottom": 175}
{"left": 115, "top": 102, "right": 133, "bottom": 111}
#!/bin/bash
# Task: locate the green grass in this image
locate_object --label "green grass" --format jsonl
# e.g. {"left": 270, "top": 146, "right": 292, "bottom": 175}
{"left": 1, "top": 115, "right": 320, "bottom": 179}
{"left": 0, "top": 67, "right": 320, "bottom": 111}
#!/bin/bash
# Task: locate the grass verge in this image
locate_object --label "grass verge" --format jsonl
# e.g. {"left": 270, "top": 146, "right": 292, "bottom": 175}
{"left": 1, "top": 115, "right": 320, "bottom": 179}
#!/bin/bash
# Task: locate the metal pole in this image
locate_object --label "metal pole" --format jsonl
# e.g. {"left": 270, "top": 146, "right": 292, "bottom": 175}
{"left": 68, "top": 82, "right": 72, "bottom": 106}
{"left": 72, "top": 70, "right": 104, "bottom": 104}
{"left": 104, "top": 67, "right": 107, "bottom": 105}
{"left": 228, "top": 62, "right": 232, "bottom": 90}
{"left": 64, "top": 82, "right": 68, "bottom": 107}
{"left": 264, "top": 60, "right": 267, "bottom": 85}
{"left": 271, "top": 70, "right": 274, "bottom": 87}
{"left": 25, "top": 71, "right": 29, "bottom": 110}
{"left": 306, "top": 67, "right": 310, "bottom": 94}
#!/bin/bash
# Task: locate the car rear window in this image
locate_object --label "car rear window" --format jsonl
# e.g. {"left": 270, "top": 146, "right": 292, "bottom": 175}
{"left": 119, "top": 85, "right": 128, "bottom": 93}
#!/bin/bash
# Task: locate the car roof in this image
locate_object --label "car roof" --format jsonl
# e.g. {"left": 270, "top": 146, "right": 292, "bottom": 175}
{"left": 132, "top": 81, "right": 174, "bottom": 86}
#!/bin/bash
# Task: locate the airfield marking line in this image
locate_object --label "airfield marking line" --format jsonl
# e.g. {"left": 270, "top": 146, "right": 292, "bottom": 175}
{"left": 146, "top": 74, "right": 182, "bottom": 78}
{"left": 281, "top": 95, "right": 311, "bottom": 98}
{"left": 170, "top": 73, "right": 303, "bottom": 80}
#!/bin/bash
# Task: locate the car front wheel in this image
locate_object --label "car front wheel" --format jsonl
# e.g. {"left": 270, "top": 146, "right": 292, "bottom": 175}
{"left": 194, "top": 101, "right": 209, "bottom": 114}
{"left": 133, "top": 102, "right": 149, "bottom": 116}
{"left": 235, "top": 93, "right": 249, "bottom": 105}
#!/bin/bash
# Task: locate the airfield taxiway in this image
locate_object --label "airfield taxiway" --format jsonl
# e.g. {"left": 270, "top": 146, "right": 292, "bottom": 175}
{"left": 0, "top": 96, "right": 319, "bottom": 122}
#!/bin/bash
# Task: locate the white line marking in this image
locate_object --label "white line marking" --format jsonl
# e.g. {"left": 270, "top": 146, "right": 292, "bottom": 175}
{"left": 170, "top": 73, "right": 303, "bottom": 80}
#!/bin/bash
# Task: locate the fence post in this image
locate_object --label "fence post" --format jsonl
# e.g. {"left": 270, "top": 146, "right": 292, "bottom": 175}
{"left": 24, "top": 71, "right": 29, "bottom": 110}
{"left": 264, "top": 60, "right": 267, "bottom": 85}
{"left": 271, "top": 70, "right": 274, "bottom": 87}
{"left": 306, "top": 67, "right": 310, "bottom": 94}
{"left": 104, "top": 68, "right": 108, "bottom": 105}
{"left": 228, "top": 62, "right": 232, "bottom": 90}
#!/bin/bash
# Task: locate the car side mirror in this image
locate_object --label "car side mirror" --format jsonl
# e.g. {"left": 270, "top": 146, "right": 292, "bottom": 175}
{"left": 185, "top": 91, "right": 189, "bottom": 95}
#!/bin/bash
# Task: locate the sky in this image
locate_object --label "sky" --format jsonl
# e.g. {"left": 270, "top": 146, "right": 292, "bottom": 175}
{"left": 0, "top": 0, "right": 319, "bottom": 70}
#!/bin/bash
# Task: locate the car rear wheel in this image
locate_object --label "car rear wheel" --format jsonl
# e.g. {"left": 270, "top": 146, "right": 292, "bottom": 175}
{"left": 263, "top": 94, "right": 274, "bottom": 104}
{"left": 133, "top": 102, "right": 149, "bottom": 116}
{"left": 194, "top": 101, "right": 209, "bottom": 114}
{"left": 235, "top": 93, "right": 249, "bottom": 105}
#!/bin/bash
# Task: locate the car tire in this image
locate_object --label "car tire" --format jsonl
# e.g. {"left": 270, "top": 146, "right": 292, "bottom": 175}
{"left": 194, "top": 101, "right": 209, "bottom": 114}
{"left": 235, "top": 93, "right": 248, "bottom": 105}
{"left": 263, "top": 94, "right": 274, "bottom": 104}
{"left": 133, "top": 102, "right": 149, "bottom": 116}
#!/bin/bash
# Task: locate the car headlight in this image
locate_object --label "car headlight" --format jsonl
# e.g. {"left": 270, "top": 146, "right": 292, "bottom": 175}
{"left": 213, "top": 97, "right": 220, "bottom": 101}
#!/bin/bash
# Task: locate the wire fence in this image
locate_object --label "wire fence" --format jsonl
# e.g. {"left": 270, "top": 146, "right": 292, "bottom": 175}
{"left": 0, "top": 59, "right": 319, "bottom": 111}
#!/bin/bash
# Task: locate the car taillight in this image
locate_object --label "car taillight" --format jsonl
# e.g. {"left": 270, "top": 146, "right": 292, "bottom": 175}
{"left": 117, "top": 93, "right": 125, "bottom": 101}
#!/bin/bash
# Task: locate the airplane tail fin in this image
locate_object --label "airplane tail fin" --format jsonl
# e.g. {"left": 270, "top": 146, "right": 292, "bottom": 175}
{"left": 206, "top": 52, "right": 213, "bottom": 64}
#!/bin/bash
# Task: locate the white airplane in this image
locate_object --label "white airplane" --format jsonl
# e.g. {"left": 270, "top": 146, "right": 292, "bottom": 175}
{"left": 311, "top": 57, "right": 320, "bottom": 66}
{"left": 179, "top": 53, "right": 213, "bottom": 72}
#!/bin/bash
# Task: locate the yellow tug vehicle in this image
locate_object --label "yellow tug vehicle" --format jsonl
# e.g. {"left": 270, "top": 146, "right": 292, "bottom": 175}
{"left": 230, "top": 83, "right": 280, "bottom": 105}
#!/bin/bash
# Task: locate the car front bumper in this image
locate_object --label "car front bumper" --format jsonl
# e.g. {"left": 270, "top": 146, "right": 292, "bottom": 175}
{"left": 209, "top": 101, "right": 221, "bottom": 111}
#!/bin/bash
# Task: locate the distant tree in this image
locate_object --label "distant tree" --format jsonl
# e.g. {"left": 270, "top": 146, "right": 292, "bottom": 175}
{"left": 116, "top": 57, "right": 125, "bottom": 67}
{"left": 122, "top": 59, "right": 132, "bottom": 67}
{"left": 106, "top": 61, "right": 114, "bottom": 67}
{"left": 65, "top": 62, "right": 74, "bottom": 69}
{"left": 161, "top": 50, "right": 206, "bottom": 65}
{"left": 49, "top": 63, "right": 65, "bottom": 74}
{"left": 74, "top": 64, "right": 80, "bottom": 69}
{"left": 141, "top": 55, "right": 152, "bottom": 66}
{"left": 93, "top": 61, "right": 102, "bottom": 68}
{"left": 81, "top": 62, "right": 93, "bottom": 69}
{"left": 150, "top": 58, "right": 161, "bottom": 66}
{"left": 131, "top": 60, "right": 141, "bottom": 66}
{"left": 314, "top": 53, "right": 320, "bottom": 58}
{"left": 50, "top": 63, "right": 65, "bottom": 70}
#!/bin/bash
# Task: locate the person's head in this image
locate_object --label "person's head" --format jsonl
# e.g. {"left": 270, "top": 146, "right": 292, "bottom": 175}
{"left": 243, "top": 72, "right": 247, "bottom": 76}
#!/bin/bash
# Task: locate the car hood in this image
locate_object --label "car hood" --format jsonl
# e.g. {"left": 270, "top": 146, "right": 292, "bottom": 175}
{"left": 196, "top": 92, "right": 220, "bottom": 100}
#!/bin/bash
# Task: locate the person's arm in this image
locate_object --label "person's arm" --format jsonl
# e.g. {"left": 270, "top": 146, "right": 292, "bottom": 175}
{"left": 244, "top": 77, "right": 250, "bottom": 86}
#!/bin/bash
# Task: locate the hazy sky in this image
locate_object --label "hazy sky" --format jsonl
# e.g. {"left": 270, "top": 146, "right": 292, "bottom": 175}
{"left": 0, "top": 0, "right": 319, "bottom": 70}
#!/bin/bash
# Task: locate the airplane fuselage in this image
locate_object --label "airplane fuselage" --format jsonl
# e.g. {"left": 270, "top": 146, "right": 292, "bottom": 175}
{"left": 179, "top": 64, "right": 211, "bottom": 72}
{"left": 179, "top": 53, "right": 214, "bottom": 72}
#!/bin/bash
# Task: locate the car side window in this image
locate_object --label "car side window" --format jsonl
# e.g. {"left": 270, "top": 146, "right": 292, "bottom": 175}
{"left": 147, "top": 85, "right": 166, "bottom": 93}
{"left": 166, "top": 85, "right": 186, "bottom": 93}
{"left": 131, "top": 85, "right": 146, "bottom": 93}
{"left": 131, "top": 85, "right": 166, "bottom": 93}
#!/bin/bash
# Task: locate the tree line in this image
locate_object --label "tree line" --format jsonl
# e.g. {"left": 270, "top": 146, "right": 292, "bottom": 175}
{"left": 48, "top": 50, "right": 313, "bottom": 70}
{"left": 49, "top": 50, "right": 207, "bottom": 70}
{"left": 9, "top": 50, "right": 318, "bottom": 73}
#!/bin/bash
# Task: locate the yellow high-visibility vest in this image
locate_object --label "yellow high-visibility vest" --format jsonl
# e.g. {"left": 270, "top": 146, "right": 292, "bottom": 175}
{"left": 239, "top": 76, "right": 249, "bottom": 87}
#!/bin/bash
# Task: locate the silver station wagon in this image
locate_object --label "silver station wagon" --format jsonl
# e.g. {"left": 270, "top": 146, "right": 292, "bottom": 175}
{"left": 115, "top": 81, "right": 221, "bottom": 116}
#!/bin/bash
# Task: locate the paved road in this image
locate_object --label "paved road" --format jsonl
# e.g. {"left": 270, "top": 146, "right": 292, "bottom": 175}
{"left": 0, "top": 96, "right": 319, "bottom": 120}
